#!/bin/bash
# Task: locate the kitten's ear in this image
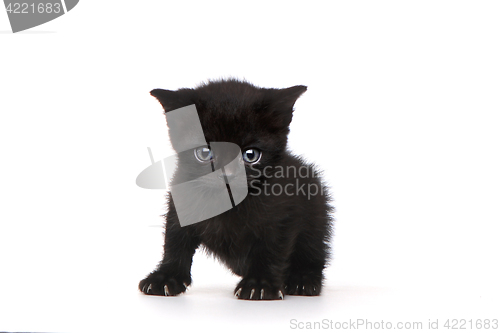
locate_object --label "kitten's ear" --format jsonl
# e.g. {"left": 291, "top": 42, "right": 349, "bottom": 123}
{"left": 262, "top": 85, "right": 307, "bottom": 129}
{"left": 272, "top": 85, "right": 307, "bottom": 110}
{"left": 150, "top": 88, "right": 192, "bottom": 112}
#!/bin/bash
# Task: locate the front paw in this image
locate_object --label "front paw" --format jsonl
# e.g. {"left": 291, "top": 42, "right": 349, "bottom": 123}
{"left": 234, "top": 278, "right": 284, "bottom": 301}
{"left": 139, "top": 270, "right": 191, "bottom": 296}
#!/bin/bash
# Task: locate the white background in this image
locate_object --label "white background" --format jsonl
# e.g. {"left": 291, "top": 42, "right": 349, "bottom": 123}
{"left": 1, "top": 1, "right": 499, "bottom": 332}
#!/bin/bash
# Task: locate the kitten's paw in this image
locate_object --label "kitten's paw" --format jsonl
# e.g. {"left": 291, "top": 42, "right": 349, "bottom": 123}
{"left": 284, "top": 273, "right": 322, "bottom": 296}
{"left": 139, "top": 270, "right": 190, "bottom": 296}
{"left": 234, "top": 278, "right": 284, "bottom": 301}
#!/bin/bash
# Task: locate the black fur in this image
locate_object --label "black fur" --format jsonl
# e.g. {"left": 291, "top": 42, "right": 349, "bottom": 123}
{"left": 139, "top": 79, "right": 333, "bottom": 300}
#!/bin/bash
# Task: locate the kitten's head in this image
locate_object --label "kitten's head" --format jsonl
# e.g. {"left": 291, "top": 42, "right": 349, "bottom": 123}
{"left": 151, "top": 79, "right": 306, "bottom": 198}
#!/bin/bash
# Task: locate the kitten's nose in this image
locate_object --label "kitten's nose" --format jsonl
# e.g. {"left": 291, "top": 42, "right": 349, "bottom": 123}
{"left": 218, "top": 171, "right": 236, "bottom": 184}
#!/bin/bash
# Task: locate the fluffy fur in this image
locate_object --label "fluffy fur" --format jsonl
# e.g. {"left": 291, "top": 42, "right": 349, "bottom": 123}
{"left": 139, "top": 79, "right": 333, "bottom": 300}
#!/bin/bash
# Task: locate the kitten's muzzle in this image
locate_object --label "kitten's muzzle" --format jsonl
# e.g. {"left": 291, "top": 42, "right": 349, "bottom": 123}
{"left": 218, "top": 171, "right": 236, "bottom": 184}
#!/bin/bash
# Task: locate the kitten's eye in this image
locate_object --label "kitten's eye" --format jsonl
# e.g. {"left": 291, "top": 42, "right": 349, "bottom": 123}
{"left": 242, "top": 148, "right": 261, "bottom": 164}
{"left": 194, "top": 147, "right": 213, "bottom": 162}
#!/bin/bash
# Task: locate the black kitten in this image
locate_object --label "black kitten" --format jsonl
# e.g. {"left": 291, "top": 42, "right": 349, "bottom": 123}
{"left": 139, "top": 79, "right": 333, "bottom": 300}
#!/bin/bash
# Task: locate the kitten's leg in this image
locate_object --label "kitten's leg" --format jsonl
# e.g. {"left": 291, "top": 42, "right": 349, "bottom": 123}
{"left": 234, "top": 241, "right": 287, "bottom": 301}
{"left": 138, "top": 205, "right": 200, "bottom": 296}
{"left": 284, "top": 232, "right": 328, "bottom": 296}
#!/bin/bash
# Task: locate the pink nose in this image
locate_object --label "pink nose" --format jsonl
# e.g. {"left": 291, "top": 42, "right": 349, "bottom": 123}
{"left": 218, "top": 172, "right": 236, "bottom": 183}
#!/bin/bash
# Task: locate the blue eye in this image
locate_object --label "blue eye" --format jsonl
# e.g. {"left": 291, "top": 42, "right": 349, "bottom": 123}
{"left": 242, "top": 148, "right": 261, "bottom": 164}
{"left": 194, "top": 147, "right": 213, "bottom": 162}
